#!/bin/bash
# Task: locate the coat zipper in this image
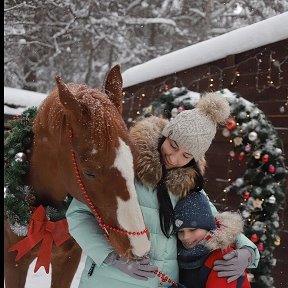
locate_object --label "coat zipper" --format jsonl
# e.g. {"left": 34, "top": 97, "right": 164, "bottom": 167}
{"left": 88, "top": 262, "right": 96, "bottom": 277}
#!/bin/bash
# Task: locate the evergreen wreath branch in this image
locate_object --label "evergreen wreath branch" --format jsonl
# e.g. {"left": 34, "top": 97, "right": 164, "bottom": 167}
{"left": 4, "top": 107, "right": 72, "bottom": 234}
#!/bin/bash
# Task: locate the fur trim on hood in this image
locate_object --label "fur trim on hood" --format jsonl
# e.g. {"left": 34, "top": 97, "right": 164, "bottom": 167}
{"left": 205, "top": 212, "right": 244, "bottom": 251}
{"left": 129, "top": 116, "right": 206, "bottom": 199}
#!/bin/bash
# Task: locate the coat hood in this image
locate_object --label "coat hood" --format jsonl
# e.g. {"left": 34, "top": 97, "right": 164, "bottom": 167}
{"left": 204, "top": 211, "right": 244, "bottom": 251}
{"left": 129, "top": 116, "right": 206, "bottom": 199}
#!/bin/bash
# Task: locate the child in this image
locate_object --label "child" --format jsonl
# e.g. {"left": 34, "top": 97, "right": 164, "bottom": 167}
{"left": 173, "top": 191, "right": 253, "bottom": 288}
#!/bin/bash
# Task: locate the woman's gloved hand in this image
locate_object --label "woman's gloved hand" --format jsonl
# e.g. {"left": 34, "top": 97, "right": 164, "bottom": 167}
{"left": 213, "top": 246, "right": 255, "bottom": 283}
{"left": 104, "top": 251, "right": 158, "bottom": 281}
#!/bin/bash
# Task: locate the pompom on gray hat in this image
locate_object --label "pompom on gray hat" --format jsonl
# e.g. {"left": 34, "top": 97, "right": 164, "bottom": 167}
{"left": 162, "top": 92, "right": 230, "bottom": 161}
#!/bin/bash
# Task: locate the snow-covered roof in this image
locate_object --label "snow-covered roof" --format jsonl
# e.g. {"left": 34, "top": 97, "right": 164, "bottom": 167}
{"left": 4, "top": 87, "right": 47, "bottom": 115}
{"left": 122, "top": 12, "right": 288, "bottom": 88}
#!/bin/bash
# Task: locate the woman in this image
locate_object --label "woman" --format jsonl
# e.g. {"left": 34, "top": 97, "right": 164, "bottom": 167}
{"left": 66, "top": 93, "right": 260, "bottom": 287}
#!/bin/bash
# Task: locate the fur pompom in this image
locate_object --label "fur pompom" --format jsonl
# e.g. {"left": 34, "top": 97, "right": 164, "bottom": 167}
{"left": 205, "top": 211, "right": 244, "bottom": 251}
{"left": 197, "top": 92, "right": 230, "bottom": 125}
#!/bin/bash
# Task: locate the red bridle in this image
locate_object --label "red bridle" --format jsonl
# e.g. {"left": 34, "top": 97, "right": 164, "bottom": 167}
{"left": 69, "top": 130, "right": 148, "bottom": 238}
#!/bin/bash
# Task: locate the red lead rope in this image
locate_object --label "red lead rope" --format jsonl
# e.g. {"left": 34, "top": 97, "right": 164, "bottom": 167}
{"left": 69, "top": 130, "right": 178, "bottom": 287}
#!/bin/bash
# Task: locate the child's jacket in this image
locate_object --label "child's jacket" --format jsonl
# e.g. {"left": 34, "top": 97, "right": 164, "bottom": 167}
{"left": 179, "top": 246, "right": 251, "bottom": 288}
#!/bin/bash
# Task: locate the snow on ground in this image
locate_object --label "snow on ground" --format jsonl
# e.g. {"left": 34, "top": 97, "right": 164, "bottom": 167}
{"left": 4, "top": 253, "right": 86, "bottom": 288}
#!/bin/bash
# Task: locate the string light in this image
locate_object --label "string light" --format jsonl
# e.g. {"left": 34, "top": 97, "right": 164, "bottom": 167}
{"left": 123, "top": 46, "right": 287, "bottom": 123}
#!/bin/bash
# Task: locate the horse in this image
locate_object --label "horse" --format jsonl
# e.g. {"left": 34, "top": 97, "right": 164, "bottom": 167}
{"left": 4, "top": 64, "right": 151, "bottom": 288}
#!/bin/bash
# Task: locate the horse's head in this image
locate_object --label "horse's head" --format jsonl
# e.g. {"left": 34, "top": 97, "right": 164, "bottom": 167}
{"left": 54, "top": 65, "right": 150, "bottom": 259}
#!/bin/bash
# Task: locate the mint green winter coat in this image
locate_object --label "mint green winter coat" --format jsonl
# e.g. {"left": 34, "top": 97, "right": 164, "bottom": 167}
{"left": 66, "top": 116, "right": 259, "bottom": 288}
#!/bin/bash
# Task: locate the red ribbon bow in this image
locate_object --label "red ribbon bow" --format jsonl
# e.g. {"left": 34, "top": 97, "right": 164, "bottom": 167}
{"left": 8, "top": 205, "right": 71, "bottom": 273}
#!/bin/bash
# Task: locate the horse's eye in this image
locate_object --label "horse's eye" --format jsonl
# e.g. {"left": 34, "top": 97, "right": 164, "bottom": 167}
{"left": 83, "top": 170, "right": 96, "bottom": 179}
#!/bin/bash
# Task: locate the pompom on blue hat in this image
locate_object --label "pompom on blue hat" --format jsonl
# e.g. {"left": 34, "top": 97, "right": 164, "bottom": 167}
{"left": 174, "top": 191, "right": 216, "bottom": 232}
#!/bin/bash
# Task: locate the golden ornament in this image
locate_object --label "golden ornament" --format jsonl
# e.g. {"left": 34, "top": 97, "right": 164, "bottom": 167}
{"left": 274, "top": 237, "right": 281, "bottom": 246}
{"left": 253, "top": 151, "right": 261, "bottom": 159}
{"left": 233, "top": 137, "right": 243, "bottom": 146}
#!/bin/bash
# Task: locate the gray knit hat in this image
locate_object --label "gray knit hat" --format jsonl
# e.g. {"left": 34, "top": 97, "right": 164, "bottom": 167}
{"left": 162, "top": 92, "right": 230, "bottom": 161}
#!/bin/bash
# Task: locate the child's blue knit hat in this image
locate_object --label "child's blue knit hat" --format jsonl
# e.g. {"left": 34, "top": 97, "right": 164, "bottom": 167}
{"left": 174, "top": 191, "right": 216, "bottom": 232}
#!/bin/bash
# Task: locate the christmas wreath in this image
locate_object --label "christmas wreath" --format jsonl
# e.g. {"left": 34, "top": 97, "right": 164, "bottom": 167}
{"left": 4, "top": 107, "right": 72, "bottom": 236}
{"left": 140, "top": 87, "right": 287, "bottom": 288}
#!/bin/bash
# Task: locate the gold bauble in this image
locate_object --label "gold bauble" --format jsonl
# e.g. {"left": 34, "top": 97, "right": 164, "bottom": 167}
{"left": 146, "top": 105, "right": 153, "bottom": 113}
{"left": 274, "top": 237, "right": 281, "bottom": 246}
{"left": 233, "top": 137, "right": 243, "bottom": 146}
{"left": 253, "top": 151, "right": 261, "bottom": 159}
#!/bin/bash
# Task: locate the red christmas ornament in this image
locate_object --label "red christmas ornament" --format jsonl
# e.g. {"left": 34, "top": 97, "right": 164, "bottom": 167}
{"left": 261, "top": 154, "right": 269, "bottom": 163}
{"left": 257, "top": 242, "right": 264, "bottom": 251}
{"left": 268, "top": 164, "right": 276, "bottom": 174}
{"left": 243, "top": 191, "right": 251, "bottom": 200}
{"left": 251, "top": 233, "right": 259, "bottom": 243}
{"left": 226, "top": 118, "right": 236, "bottom": 130}
{"left": 238, "top": 152, "right": 245, "bottom": 161}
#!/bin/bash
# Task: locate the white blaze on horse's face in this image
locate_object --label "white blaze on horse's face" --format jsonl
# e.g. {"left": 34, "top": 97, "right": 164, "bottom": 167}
{"left": 113, "top": 138, "right": 151, "bottom": 257}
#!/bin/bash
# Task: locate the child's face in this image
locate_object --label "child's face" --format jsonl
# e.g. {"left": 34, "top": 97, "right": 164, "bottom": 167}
{"left": 177, "top": 228, "right": 208, "bottom": 249}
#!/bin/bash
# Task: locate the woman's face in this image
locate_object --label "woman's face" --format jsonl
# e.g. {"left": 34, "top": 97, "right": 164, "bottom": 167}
{"left": 160, "top": 138, "right": 193, "bottom": 169}
{"left": 177, "top": 228, "right": 208, "bottom": 249}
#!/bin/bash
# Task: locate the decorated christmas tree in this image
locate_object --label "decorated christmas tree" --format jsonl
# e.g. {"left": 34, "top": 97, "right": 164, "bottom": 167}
{"left": 139, "top": 87, "right": 288, "bottom": 288}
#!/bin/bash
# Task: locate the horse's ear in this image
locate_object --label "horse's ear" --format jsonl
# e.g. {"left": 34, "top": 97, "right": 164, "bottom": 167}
{"left": 103, "top": 64, "right": 123, "bottom": 114}
{"left": 55, "top": 75, "right": 83, "bottom": 119}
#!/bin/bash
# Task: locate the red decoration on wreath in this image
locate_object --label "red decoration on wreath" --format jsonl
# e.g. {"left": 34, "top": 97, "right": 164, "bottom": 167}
{"left": 268, "top": 164, "right": 276, "bottom": 174}
{"left": 261, "top": 154, "right": 269, "bottom": 163}
{"left": 257, "top": 243, "right": 264, "bottom": 251}
{"left": 8, "top": 205, "right": 71, "bottom": 273}
{"left": 238, "top": 152, "right": 245, "bottom": 161}
{"left": 251, "top": 233, "right": 259, "bottom": 243}
{"left": 226, "top": 118, "right": 237, "bottom": 130}
{"left": 243, "top": 191, "right": 251, "bottom": 200}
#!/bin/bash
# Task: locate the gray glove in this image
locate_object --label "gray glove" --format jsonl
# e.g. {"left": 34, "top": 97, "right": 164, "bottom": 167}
{"left": 213, "top": 246, "right": 255, "bottom": 283}
{"left": 104, "top": 251, "right": 158, "bottom": 281}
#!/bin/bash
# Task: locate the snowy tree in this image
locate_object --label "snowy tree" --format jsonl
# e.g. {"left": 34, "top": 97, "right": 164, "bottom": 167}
{"left": 4, "top": 0, "right": 288, "bottom": 92}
